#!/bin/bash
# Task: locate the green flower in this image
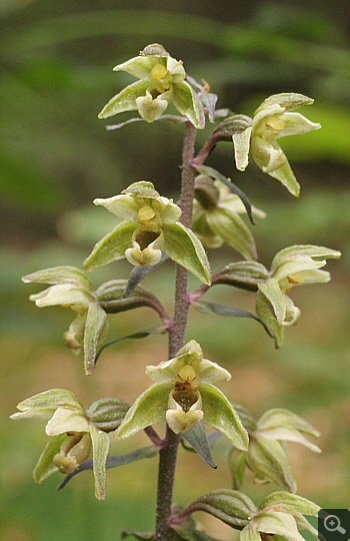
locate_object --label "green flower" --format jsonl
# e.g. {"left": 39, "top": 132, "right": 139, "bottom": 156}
{"left": 10, "top": 389, "right": 110, "bottom": 500}
{"left": 83, "top": 181, "right": 211, "bottom": 285}
{"left": 22, "top": 266, "right": 108, "bottom": 375}
{"left": 98, "top": 43, "right": 205, "bottom": 128}
{"left": 232, "top": 93, "right": 321, "bottom": 196}
{"left": 116, "top": 340, "right": 249, "bottom": 451}
{"left": 256, "top": 245, "right": 341, "bottom": 347}
{"left": 192, "top": 174, "right": 266, "bottom": 260}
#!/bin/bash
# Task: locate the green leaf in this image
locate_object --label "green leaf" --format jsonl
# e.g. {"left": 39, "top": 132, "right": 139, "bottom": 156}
{"left": 33, "top": 433, "right": 66, "bottom": 483}
{"left": 90, "top": 423, "right": 110, "bottom": 500}
{"left": 121, "top": 530, "right": 155, "bottom": 540}
{"left": 206, "top": 207, "right": 257, "bottom": 260}
{"left": 258, "top": 280, "right": 285, "bottom": 324}
{"left": 181, "top": 421, "right": 217, "bottom": 469}
{"left": 195, "top": 165, "right": 255, "bottom": 225}
{"left": 57, "top": 445, "right": 159, "bottom": 491}
{"left": 174, "top": 526, "right": 222, "bottom": 541}
{"left": 200, "top": 383, "right": 249, "bottom": 451}
{"left": 83, "top": 221, "right": 137, "bottom": 272}
{"left": 162, "top": 223, "right": 211, "bottom": 284}
{"left": 246, "top": 437, "right": 297, "bottom": 493}
{"left": 123, "top": 253, "right": 169, "bottom": 296}
{"left": 86, "top": 397, "right": 130, "bottom": 431}
{"left": 98, "top": 79, "right": 150, "bottom": 119}
{"left": 186, "top": 489, "right": 257, "bottom": 528}
{"left": 260, "top": 492, "right": 320, "bottom": 517}
{"left": 116, "top": 382, "right": 172, "bottom": 439}
{"left": 84, "top": 303, "right": 108, "bottom": 375}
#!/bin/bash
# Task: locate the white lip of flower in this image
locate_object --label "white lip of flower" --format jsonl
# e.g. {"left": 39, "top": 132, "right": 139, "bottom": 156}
{"left": 125, "top": 237, "right": 163, "bottom": 266}
{"left": 136, "top": 89, "right": 171, "bottom": 123}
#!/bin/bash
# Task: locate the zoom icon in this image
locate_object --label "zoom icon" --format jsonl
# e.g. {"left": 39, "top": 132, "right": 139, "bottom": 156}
{"left": 318, "top": 509, "right": 350, "bottom": 541}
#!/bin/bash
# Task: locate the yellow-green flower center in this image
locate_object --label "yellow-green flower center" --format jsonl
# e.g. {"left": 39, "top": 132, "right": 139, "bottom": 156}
{"left": 138, "top": 205, "right": 156, "bottom": 223}
{"left": 150, "top": 64, "right": 171, "bottom": 93}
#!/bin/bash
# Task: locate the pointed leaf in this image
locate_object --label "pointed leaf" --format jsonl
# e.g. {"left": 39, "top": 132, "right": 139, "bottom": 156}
{"left": 246, "top": 437, "right": 297, "bottom": 493}
{"left": 83, "top": 303, "right": 108, "bottom": 375}
{"left": 199, "top": 383, "right": 249, "bottom": 451}
{"left": 163, "top": 223, "right": 211, "bottom": 284}
{"left": 206, "top": 207, "right": 257, "bottom": 260}
{"left": 191, "top": 301, "right": 270, "bottom": 335}
{"left": 116, "top": 383, "right": 172, "bottom": 439}
{"left": 181, "top": 421, "right": 217, "bottom": 469}
{"left": 90, "top": 423, "right": 110, "bottom": 500}
{"left": 261, "top": 492, "right": 320, "bottom": 517}
{"left": 83, "top": 221, "right": 136, "bottom": 272}
{"left": 33, "top": 433, "right": 66, "bottom": 483}
{"left": 123, "top": 253, "right": 169, "bottom": 296}
{"left": 98, "top": 79, "right": 150, "bottom": 119}
{"left": 57, "top": 445, "right": 159, "bottom": 490}
{"left": 195, "top": 165, "right": 255, "bottom": 225}
{"left": 186, "top": 489, "right": 257, "bottom": 528}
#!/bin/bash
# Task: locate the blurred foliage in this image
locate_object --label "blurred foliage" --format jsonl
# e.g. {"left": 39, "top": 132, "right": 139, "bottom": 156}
{"left": 1, "top": 1, "right": 349, "bottom": 540}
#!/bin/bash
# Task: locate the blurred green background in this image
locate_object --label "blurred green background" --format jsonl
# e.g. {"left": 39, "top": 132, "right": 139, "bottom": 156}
{"left": 1, "top": 1, "right": 349, "bottom": 540}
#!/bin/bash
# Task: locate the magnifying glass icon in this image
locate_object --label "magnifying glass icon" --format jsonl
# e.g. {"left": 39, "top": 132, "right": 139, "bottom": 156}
{"left": 324, "top": 515, "right": 346, "bottom": 534}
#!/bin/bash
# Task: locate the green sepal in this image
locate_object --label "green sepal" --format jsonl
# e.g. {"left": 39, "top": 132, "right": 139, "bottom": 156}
{"left": 246, "top": 437, "right": 297, "bottom": 493}
{"left": 121, "top": 531, "right": 155, "bottom": 540}
{"left": 90, "top": 423, "right": 110, "bottom": 501}
{"left": 228, "top": 448, "right": 247, "bottom": 490}
{"left": 260, "top": 492, "right": 320, "bottom": 517}
{"left": 172, "top": 81, "right": 205, "bottom": 129}
{"left": 199, "top": 383, "right": 249, "bottom": 451}
{"left": 256, "top": 288, "right": 284, "bottom": 348}
{"left": 205, "top": 207, "right": 257, "bottom": 260}
{"left": 86, "top": 397, "right": 130, "bottom": 431}
{"left": 253, "top": 511, "right": 305, "bottom": 541}
{"left": 186, "top": 489, "right": 257, "bottom": 528}
{"left": 98, "top": 79, "right": 150, "bottom": 119}
{"left": 162, "top": 223, "right": 211, "bottom": 284}
{"left": 181, "top": 421, "right": 217, "bottom": 469}
{"left": 213, "top": 261, "right": 269, "bottom": 291}
{"left": 265, "top": 157, "right": 300, "bottom": 197}
{"left": 84, "top": 302, "right": 108, "bottom": 375}
{"left": 22, "top": 266, "right": 92, "bottom": 290}
{"left": 116, "top": 382, "right": 172, "bottom": 439}
{"left": 232, "top": 127, "right": 252, "bottom": 172}
{"left": 83, "top": 221, "right": 137, "bottom": 272}
{"left": 271, "top": 245, "right": 341, "bottom": 279}
{"left": 241, "top": 524, "right": 261, "bottom": 541}
{"left": 258, "top": 280, "right": 285, "bottom": 324}
{"left": 33, "top": 433, "right": 66, "bottom": 483}
{"left": 14, "top": 389, "right": 84, "bottom": 413}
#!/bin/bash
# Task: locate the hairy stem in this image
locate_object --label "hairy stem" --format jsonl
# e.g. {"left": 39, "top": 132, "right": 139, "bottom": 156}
{"left": 155, "top": 121, "right": 197, "bottom": 541}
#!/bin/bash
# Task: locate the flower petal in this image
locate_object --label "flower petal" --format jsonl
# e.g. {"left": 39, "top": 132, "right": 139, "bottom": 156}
{"left": 232, "top": 127, "right": 252, "bottom": 171}
{"left": 45, "top": 408, "right": 90, "bottom": 436}
{"left": 113, "top": 55, "right": 163, "bottom": 79}
{"left": 33, "top": 433, "right": 66, "bottom": 483}
{"left": 98, "top": 79, "right": 150, "bottom": 119}
{"left": 172, "top": 81, "right": 205, "bottom": 129}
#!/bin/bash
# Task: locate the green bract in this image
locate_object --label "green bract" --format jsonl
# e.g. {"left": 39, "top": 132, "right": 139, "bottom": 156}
{"left": 83, "top": 181, "right": 211, "bottom": 285}
{"left": 116, "top": 340, "right": 249, "bottom": 450}
{"left": 22, "top": 266, "right": 109, "bottom": 375}
{"left": 98, "top": 43, "right": 205, "bottom": 129}
{"left": 232, "top": 93, "right": 321, "bottom": 196}
{"left": 10, "top": 389, "right": 110, "bottom": 500}
{"left": 192, "top": 174, "right": 266, "bottom": 260}
{"left": 256, "top": 245, "right": 341, "bottom": 347}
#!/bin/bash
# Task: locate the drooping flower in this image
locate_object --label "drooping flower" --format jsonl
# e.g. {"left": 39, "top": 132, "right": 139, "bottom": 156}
{"left": 10, "top": 389, "right": 114, "bottom": 500}
{"left": 116, "top": 340, "right": 249, "bottom": 451}
{"left": 255, "top": 245, "right": 341, "bottom": 347}
{"left": 192, "top": 174, "right": 266, "bottom": 260}
{"left": 83, "top": 181, "right": 211, "bottom": 285}
{"left": 98, "top": 43, "right": 205, "bottom": 128}
{"left": 232, "top": 93, "right": 321, "bottom": 196}
{"left": 22, "top": 266, "right": 108, "bottom": 374}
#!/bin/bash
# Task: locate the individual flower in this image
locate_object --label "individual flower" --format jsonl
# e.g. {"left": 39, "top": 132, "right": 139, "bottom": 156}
{"left": 229, "top": 406, "right": 321, "bottom": 493}
{"left": 116, "top": 340, "right": 249, "bottom": 451}
{"left": 10, "top": 389, "right": 114, "bottom": 500}
{"left": 255, "top": 245, "right": 341, "bottom": 347}
{"left": 98, "top": 43, "right": 205, "bottom": 128}
{"left": 192, "top": 174, "right": 266, "bottom": 260}
{"left": 83, "top": 181, "right": 211, "bottom": 285}
{"left": 22, "top": 266, "right": 109, "bottom": 375}
{"left": 232, "top": 93, "right": 321, "bottom": 196}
